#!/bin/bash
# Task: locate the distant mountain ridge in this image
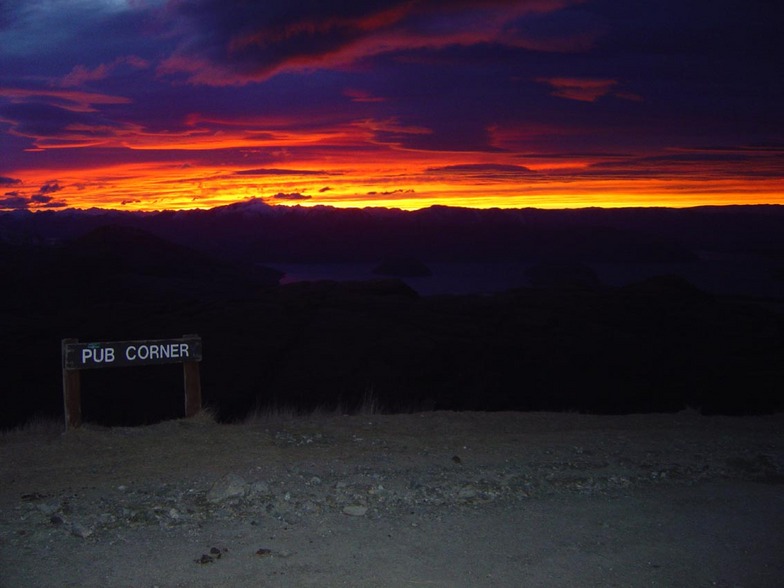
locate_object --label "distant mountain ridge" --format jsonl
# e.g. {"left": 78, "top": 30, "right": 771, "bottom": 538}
{"left": 1, "top": 203, "right": 783, "bottom": 265}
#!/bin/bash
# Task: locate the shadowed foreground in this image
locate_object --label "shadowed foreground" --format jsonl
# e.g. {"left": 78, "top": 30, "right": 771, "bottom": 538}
{"left": 1, "top": 411, "right": 782, "bottom": 587}
{"left": 3, "top": 206, "right": 784, "bottom": 428}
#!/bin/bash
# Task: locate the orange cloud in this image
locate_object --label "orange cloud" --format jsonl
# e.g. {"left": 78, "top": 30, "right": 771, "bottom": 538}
{"left": 344, "top": 88, "right": 386, "bottom": 103}
{"left": 536, "top": 77, "right": 619, "bottom": 102}
{"left": 4, "top": 153, "right": 783, "bottom": 212}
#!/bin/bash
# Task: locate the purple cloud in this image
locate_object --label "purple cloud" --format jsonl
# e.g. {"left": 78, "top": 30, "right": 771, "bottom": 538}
{"left": 272, "top": 192, "right": 311, "bottom": 201}
{"left": 59, "top": 55, "right": 149, "bottom": 88}
{"left": 158, "top": 0, "right": 581, "bottom": 85}
{"left": 235, "top": 168, "right": 328, "bottom": 176}
{"left": 535, "top": 77, "right": 642, "bottom": 103}
{"left": 428, "top": 163, "right": 535, "bottom": 175}
{"left": 0, "top": 195, "right": 29, "bottom": 209}
{"left": 38, "top": 181, "right": 62, "bottom": 194}
{"left": 367, "top": 188, "right": 415, "bottom": 195}
{"left": 1, "top": 0, "right": 782, "bottom": 209}
{"left": 0, "top": 194, "right": 63, "bottom": 210}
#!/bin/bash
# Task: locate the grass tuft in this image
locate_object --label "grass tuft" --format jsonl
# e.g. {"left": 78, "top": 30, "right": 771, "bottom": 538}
{"left": 1, "top": 415, "right": 64, "bottom": 438}
{"left": 243, "top": 388, "right": 384, "bottom": 424}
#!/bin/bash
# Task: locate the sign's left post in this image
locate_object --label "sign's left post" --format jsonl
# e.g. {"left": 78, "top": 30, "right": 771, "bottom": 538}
{"left": 62, "top": 338, "right": 82, "bottom": 430}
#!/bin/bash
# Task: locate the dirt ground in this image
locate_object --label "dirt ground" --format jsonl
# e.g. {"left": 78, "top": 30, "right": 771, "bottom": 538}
{"left": 1, "top": 410, "right": 782, "bottom": 587}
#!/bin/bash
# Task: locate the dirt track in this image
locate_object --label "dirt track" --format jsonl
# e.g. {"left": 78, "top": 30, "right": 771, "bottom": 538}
{"left": 1, "top": 411, "right": 782, "bottom": 587}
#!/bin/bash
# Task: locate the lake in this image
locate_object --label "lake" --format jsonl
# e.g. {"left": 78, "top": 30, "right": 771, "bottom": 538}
{"left": 268, "top": 253, "right": 784, "bottom": 299}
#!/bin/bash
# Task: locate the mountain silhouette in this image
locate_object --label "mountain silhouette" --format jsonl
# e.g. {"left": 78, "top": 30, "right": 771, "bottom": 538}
{"left": 62, "top": 224, "right": 280, "bottom": 283}
{"left": 1, "top": 204, "right": 783, "bottom": 428}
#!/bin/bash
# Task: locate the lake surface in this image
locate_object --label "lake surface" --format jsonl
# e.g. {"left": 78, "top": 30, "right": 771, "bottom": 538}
{"left": 268, "top": 253, "right": 784, "bottom": 299}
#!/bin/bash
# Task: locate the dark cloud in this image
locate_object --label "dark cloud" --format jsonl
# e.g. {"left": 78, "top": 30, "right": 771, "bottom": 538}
{"left": 516, "top": 152, "right": 629, "bottom": 160}
{"left": 272, "top": 192, "right": 311, "bottom": 201}
{"left": 428, "top": 163, "right": 535, "bottom": 175}
{"left": 319, "top": 186, "right": 332, "bottom": 193}
{"left": 0, "top": 195, "right": 29, "bottom": 209}
{"left": 159, "top": 0, "right": 576, "bottom": 85}
{"left": 535, "top": 77, "right": 642, "bottom": 103}
{"left": 583, "top": 148, "right": 784, "bottom": 179}
{"left": 0, "top": 193, "right": 64, "bottom": 210}
{"left": 592, "top": 153, "right": 751, "bottom": 166}
{"left": 9, "top": 181, "right": 70, "bottom": 209}
{"left": 1, "top": 102, "right": 90, "bottom": 137}
{"left": 688, "top": 144, "right": 784, "bottom": 154}
{"left": 235, "top": 168, "right": 327, "bottom": 176}
{"left": 160, "top": 0, "right": 400, "bottom": 83}
{"left": 0, "top": 100, "right": 132, "bottom": 148}
{"left": 367, "top": 189, "right": 415, "bottom": 195}
{"left": 0, "top": 177, "right": 69, "bottom": 209}
{"left": 38, "top": 181, "right": 62, "bottom": 194}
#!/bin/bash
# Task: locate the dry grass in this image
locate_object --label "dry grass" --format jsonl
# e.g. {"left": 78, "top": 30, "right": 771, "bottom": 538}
{"left": 1, "top": 414, "right": 65, "bottom": 440}
{"left": 186, "top": 406, "right": 218, "bottom": 424}
{"left": 2, "top": 392, "right": 384, "bottom": 434}
{"left": 243, "top": 389, "right": 384, "bottom": 424}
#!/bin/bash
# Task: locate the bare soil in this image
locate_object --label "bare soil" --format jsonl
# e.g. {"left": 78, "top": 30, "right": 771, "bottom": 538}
{"left": 1, "top": 411, "right": 782, "bottom": 587}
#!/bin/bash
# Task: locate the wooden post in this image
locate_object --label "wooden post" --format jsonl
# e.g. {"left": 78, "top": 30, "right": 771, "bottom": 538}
{"left": 183, "top": 334, "right": 202, "bottom": 417}
{"left": 62, "top": 338, "right": 82, "bottom": 430}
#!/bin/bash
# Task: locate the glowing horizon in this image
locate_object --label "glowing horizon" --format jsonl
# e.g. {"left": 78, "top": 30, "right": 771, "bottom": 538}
{"left": 8, "top": 165, "right": 783, "bottom": 213}
{"left": 1, "top": 1, "right": 782, "bottom": 212}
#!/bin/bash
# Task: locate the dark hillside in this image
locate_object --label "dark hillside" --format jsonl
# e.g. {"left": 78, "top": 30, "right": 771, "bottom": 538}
{"left": 1, "top": 205, "right": 782, "bottom": 429}
{"left": 1, "top": 269, "right": 781, "bottom": 429}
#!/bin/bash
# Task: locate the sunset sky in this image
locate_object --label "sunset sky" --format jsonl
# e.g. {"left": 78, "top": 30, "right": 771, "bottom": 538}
{"left": 1, "top": 0, "right": 782, "bottom": 211}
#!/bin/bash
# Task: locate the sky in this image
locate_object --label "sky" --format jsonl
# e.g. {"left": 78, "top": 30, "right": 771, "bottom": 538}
{"left": 1, "top": 0, "right": 782, "bottom": 212}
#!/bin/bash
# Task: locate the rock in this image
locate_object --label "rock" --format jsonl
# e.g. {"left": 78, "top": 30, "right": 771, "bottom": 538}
{"left": 342, "top": 505, "right": 368, "bottom": 517}
{"left": 70, "top": 522, "right": 94, "bottom": 539}
{"left": 249, "top": 480, "right": 272, "bottom": 496}
{"left": 301, "top": 500, "right": 320, "bottom": 514}
{"left": 37, "top": 501, "right": 61, "bottom": 516}
{"left": 206, "top": 474, "right": 248, "bottom": 503}
{"left": 457, "top": 486, "right": 477, "bottom": 500}
{"left": 209, "top": 546, "right": 226, "bottom": 559}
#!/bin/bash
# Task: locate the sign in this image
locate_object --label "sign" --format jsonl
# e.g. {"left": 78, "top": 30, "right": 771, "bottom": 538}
{"left": 64, "top": 337, "right": 202, "bottom": 369}
{"left": 61, "top": 334, "right": 203, "bottom": 430}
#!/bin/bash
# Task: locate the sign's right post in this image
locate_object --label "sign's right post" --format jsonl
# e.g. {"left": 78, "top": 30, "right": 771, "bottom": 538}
{"left": 183, "top": 334, "right": 202, "bottom": 417}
